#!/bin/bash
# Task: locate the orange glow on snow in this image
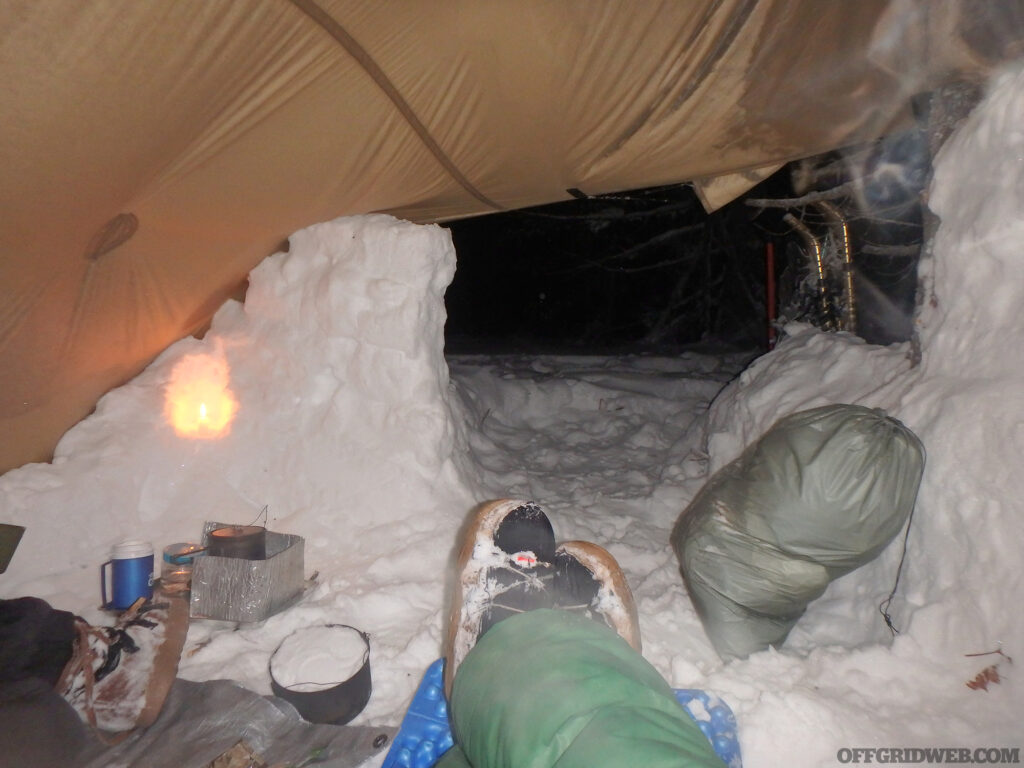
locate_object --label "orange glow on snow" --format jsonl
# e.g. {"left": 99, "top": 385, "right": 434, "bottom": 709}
{"left": 164, "top": 352, "right": 238, "bottom": 439}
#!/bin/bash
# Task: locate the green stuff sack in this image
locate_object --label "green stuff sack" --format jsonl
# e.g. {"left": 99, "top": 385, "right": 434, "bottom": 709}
{"left": 671, "top": 404, "right": 925, "bottom": 660}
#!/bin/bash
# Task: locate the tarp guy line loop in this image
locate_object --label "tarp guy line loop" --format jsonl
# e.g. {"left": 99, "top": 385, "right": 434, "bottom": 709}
{"left": 286, "top": 0, "right": 503, "bottom": 212}
{"left": 84, "top": 213, "right": 139, "bottom": 262}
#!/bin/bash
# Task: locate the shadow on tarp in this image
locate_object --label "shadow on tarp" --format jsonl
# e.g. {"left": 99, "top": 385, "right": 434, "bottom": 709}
{"left": 1, "top": 677, "right": 395, "bottom": 768}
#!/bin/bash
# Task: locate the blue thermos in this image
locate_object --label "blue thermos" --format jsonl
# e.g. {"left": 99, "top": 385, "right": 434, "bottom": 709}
{"left": 100, "top": 540, "right": 154, "bottom": 610}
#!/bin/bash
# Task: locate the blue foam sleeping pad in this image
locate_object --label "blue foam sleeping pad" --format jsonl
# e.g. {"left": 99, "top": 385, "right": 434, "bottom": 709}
{"left": 383, "top": 614, "right": 740, "bottom": 768}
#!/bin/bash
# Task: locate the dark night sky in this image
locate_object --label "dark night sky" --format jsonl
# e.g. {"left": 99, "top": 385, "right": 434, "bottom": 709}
{"left": 442, "top": 184, "right": 771, "bottom": 356}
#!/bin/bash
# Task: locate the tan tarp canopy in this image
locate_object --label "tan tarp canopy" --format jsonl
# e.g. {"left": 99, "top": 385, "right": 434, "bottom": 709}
{"left": 2, "top": 1, "right": 1021, "bottom": 474}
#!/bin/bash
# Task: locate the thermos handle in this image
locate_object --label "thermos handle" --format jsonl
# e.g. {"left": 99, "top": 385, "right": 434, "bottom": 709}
{"left": 100, "top": 559, "right": 112, "bottom": 608}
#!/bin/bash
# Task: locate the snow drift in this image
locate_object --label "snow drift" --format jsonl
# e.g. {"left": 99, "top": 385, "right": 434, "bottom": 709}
{"left": 694, "top": 65, "right": 1024, "bottom": 759}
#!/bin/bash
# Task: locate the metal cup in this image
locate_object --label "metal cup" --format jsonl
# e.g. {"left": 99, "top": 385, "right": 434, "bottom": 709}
{"left": 161, "top": 542, "right": 204, "bottom": 594}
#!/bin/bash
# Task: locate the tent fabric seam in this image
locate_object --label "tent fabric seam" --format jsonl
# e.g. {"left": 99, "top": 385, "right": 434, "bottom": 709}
{"left": 285, "top": 0, "right": 503, "bottom": 212}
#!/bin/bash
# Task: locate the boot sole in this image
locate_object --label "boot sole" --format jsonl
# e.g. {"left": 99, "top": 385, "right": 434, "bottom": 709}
{"left": 444, "top": 499, "right": 550, "bottom": 697}
{"left": 556, "top": 540, "right": 642, "bottom": 653}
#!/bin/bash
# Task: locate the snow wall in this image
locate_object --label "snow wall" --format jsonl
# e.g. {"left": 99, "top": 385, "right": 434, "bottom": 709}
{"left": 0, "top": 216, "right": 481, "bottom": 707}
{"left": 699, "top": 65, "right": 1024, "bottom": 754}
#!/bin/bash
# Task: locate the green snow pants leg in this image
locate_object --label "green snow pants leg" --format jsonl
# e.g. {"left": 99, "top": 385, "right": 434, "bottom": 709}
{"left": 436, "top": 609, "right": 724, "bottom": 768}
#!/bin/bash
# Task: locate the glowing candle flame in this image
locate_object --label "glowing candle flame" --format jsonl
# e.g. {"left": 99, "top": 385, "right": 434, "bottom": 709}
{"left": 164, "top": 352, "right": 238, "bottom": 439}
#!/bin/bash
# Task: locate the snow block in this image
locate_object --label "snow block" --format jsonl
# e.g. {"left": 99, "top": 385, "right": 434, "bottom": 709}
{"left": 381, "top": 658, "right": 741, "bottom": 768}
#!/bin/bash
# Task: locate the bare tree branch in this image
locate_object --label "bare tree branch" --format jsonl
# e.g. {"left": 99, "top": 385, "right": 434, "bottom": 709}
{"left": 745, "top": 181, "right": 858, "bottom": 208}
{"left": 860, "top": 243, "right": 922, "bottom": 257}
{"left": 551, "top": 223, "right": 706, "bottom": 274}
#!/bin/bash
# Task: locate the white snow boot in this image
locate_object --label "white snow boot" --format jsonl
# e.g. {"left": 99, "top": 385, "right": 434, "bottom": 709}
{"left": 444, "top": 499, "right": 556, "bottom": 697}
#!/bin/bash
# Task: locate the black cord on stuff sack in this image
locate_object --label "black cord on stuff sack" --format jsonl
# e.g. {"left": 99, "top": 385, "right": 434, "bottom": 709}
{"left": 878, "top": 503, "right": 918, "bottom": 635}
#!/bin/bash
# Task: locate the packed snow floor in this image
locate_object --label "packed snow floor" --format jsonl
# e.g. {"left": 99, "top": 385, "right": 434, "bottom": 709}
{"left": 3, "top": 63, "right": 1024, "bottom": 767}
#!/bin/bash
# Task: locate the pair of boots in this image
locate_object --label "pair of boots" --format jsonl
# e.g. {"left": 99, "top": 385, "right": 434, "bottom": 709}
{"left": 444, "top": 499, "right": 641, "bottom": 696}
